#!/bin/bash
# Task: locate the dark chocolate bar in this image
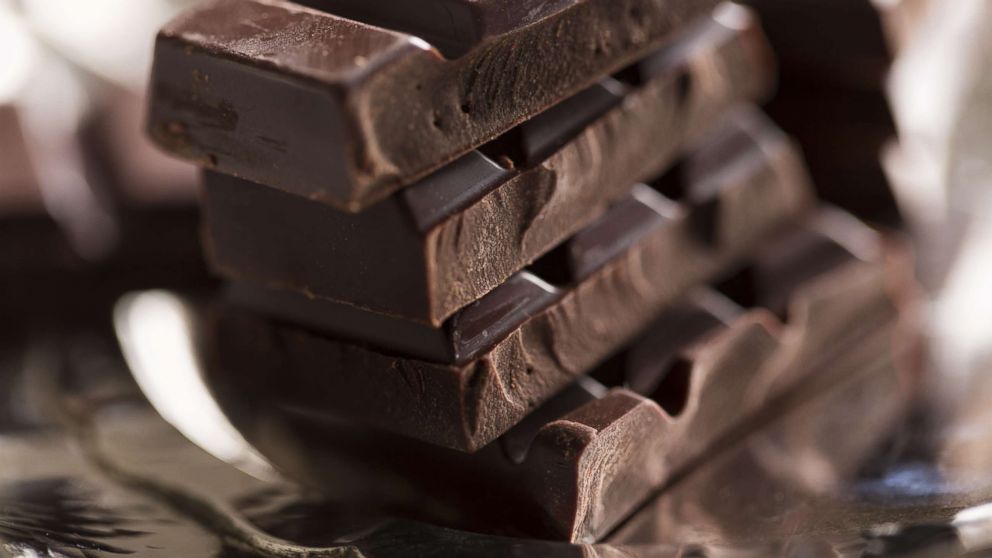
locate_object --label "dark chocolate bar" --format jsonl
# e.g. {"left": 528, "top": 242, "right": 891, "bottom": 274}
{"left": 202, "top": 11, "right": 773, "bottom": 325}
{"left": 226, "top": 106, "right": 810, "bottom": 362}
{"left": 207, "top": 109, "right": 813, "bottom": 452}
{"left": 204, "top": 216, "right": 914, "bottom": 542}
{"left": 148, "top": 0, "right": 734, "bottom": 210}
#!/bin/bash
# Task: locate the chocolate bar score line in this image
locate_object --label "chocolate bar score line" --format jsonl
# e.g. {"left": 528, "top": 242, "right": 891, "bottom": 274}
{"left": 148, "top": 0, "right": 728, "bottom": 211}
{"left": 202, "top": 6, "right": 774, "bottom": 326}
{"left": 209, "top": 107, "right": 815, "bottom": 453}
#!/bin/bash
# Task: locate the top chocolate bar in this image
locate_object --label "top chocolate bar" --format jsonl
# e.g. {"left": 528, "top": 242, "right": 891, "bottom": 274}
{"left": 148, "top": 0, "right": 721, "bottom": 210}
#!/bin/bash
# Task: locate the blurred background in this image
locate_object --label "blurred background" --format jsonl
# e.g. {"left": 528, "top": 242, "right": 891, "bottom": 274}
{"left": 4, "top": 0, "right": 992, "bottom": 555}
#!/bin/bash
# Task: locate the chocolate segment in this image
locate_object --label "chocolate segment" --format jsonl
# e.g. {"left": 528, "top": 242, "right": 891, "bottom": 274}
{"left": 225, "top": 106, "right": 813, "bottom": 364}
{"left": 204, "top": 225, "right": 914, "bottom": 542}
{"left": 207, "top": 109, "right": 814, "bottom": 453}
{"left": 202, "top": 14, "right": 775, "bottom": 327}
{"left": 148, "top": 0, "right": 727, "bottom": 210}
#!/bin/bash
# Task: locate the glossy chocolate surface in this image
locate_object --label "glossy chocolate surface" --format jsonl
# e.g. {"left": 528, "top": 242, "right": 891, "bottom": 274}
{"left": 148, "top": 0, "right": 724, "bottom": 210}
{"left": 202, "top": 9, "right": 773, "bottom": 325}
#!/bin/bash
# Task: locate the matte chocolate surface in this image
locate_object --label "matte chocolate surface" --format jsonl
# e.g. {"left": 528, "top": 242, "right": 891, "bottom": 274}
{"left": 202, "top": 9, "right": 773, "bottom": 325}
{"left": 148, "top": 0, "right": 726, "bottom": 210}
{"left": 204, "top": 216, "right": 915, "bottom": 542}
{"left": 207, "top": 109, "right": 814, "bottom": 452}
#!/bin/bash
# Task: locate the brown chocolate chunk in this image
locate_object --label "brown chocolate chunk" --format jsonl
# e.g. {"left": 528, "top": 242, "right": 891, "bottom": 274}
{"left": 147, "top": 0, "right": 728, "bottom": 210}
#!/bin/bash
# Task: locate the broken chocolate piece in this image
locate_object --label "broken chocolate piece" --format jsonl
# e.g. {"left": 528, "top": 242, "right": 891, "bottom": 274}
{"left": 203, "top": 13, "right": 777, "bottom": 327}
{"left": 148, "top": 0, "right": 733, "bottom": 210}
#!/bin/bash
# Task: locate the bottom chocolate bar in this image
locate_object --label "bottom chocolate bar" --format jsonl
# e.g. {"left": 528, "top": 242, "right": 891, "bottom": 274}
{"left": 202, "top": 209, "right": 917, "bottom": 542}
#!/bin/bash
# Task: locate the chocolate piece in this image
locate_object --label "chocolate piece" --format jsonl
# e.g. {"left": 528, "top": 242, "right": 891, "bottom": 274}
{"left": 207, "top": 110, "right": 813, "bottom": 452}
{"left": 225, "top": 106, "right": 812, "bottom": 364}
{"left": 205, "top": 223, "right": 914, "bottom": 542}
{"left": 148, "top": 0, "right": 728, "bottom": 210}
{"left": 203, "top": 11, "right": 775, "bottom": 327}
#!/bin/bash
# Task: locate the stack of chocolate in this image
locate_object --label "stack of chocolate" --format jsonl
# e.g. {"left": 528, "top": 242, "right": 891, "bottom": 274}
{"left": 146, "top": 0, "right": 916, "bottom": 544}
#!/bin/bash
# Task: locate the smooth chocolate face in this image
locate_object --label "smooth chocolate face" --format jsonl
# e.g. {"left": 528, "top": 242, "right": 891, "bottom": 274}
{"left": 148, "top": 0, "right": 721, "bottom": 210}
{"left": 202, "top": 11, "right": 775, "bottom": 326}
